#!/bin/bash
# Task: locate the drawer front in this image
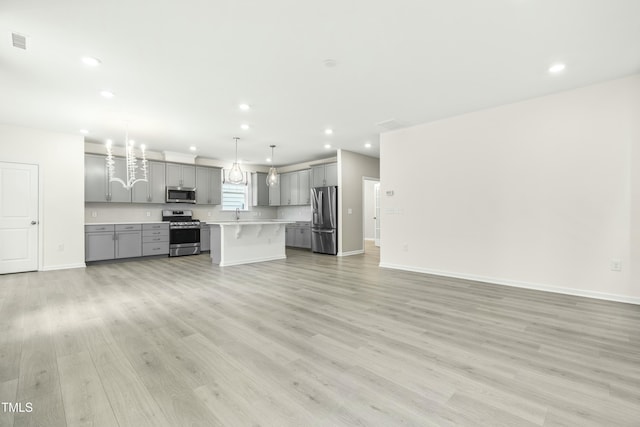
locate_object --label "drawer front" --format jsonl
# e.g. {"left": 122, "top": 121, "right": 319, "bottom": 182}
{"left": 142, "top": 229, "right": 170, "bottom": 238}
{"left": 115, "top": 224, "right": 142, "bottom": 232}
{"left": 142, "top": 242, "right": 170, "bottom": 256}
{"left": 85, "top": 224, "right": 115, "bottom": 233}
{"left": 142, "top": 223, "right": 169, "bottom": 231}
{"left": 143, "top": 235, "right": 169, "bottom": 244}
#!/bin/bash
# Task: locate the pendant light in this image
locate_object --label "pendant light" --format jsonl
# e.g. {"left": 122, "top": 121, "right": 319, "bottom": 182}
{"left": 266, "top": 144, "right": 279, "bottom": 187}
{"left": 228, "top": 137, "right": 245, "bottom": 184}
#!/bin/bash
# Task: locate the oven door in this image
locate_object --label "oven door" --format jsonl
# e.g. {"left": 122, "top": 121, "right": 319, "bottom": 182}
{"left": 170, "top": 227, "right": 201, "bottom": 246}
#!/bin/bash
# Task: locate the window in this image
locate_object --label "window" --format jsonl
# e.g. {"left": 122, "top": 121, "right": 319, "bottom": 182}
{"left": 222, "top": 183, "right": 248, "bottom": 210}
{"left": 221, "top": 170, "right": 250, "bottom": 210}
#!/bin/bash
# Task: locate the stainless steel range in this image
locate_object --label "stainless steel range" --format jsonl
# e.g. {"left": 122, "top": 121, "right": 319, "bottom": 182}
{"left": 162, "top": 210, "right": 201, "bottom": 257}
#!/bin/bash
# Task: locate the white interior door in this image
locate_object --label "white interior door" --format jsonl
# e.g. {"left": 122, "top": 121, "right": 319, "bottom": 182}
{"left": 0, "top": 162, "right": 38, "bottom": 274}
{"left": 374, "top": 183, "right": 380, "bottom": 247}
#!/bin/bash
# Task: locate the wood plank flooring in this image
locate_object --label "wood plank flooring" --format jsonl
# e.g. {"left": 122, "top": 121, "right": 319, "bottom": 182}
{"left": 1, "top": 243, "right": 639, "bottom": 426}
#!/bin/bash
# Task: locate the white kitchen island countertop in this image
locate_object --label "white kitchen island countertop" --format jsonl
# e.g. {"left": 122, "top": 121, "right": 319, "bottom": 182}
{"left": 208, "top": 220, "right": 295, "bottom": 266}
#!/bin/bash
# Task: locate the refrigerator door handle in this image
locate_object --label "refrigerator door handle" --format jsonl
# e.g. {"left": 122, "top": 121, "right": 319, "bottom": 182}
{"left": 312, "top": 229, "right": 335, "bottom": 234}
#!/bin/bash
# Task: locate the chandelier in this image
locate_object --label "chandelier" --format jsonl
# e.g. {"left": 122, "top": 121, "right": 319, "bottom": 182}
{"left": 266, "top": 145, "right": 279, "bottom": 187}
{"left": 228, "top": 137, "right": 245, "bottom": 184}
{"left": 105, "top": 129, "right": 148, "bottom": 190}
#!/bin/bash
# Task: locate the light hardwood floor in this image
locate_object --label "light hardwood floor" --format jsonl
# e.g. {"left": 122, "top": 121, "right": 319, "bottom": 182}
{"left": 1, "top": 244, "right": 639, "bottom": 426}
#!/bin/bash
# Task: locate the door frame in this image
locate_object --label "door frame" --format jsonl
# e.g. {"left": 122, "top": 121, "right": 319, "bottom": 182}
{"left": 0, "top": 161, "right": 40, "bottom": 273}
{"left": 362, "top": 176, "right": 379, "bottom": 253}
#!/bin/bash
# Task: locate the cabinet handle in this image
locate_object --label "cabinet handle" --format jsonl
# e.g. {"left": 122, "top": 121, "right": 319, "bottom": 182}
{"left": 154, "top": 247, "right": 161, "bottom": 250}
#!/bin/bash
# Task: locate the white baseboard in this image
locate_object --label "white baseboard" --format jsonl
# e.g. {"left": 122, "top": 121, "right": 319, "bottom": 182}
{"left": 338, "top": 249, "right": 365, "bottom": 257}
{"left": 378, "top": 262, "right": 640, "bottom": 305}
{"left": 219, "top": 255, "right": 286, "bottom": 267}
{"left": 41, "top": 263, "right": 86, "bottom": 272}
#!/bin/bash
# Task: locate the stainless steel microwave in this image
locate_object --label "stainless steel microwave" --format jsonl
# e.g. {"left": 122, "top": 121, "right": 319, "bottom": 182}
{"left": 166, "top": 186, "right": 196, "bottom": 204}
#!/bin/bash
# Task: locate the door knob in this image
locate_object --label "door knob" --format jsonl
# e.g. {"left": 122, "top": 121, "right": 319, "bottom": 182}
{"left": 31, "top": 220, "right": 38, "bottom": 225}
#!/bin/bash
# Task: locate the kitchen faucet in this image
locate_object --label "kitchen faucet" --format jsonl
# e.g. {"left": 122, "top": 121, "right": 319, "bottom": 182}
{"left": 235, "top": 208, "right": 240, "bottom": 220}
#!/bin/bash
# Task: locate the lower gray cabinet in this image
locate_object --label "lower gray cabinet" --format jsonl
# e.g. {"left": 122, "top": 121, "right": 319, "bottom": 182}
{"left": 142, "top": 223, "right": 169, "bottom": 256}
{"left": 85, "top": 223, "right": 168, "bottom": 262}
{"left": 85, "top": 225, "right": 116, "bottom": 261}
{"left": 115, "top": 224, "right": 142, "bottom": 259}
{"left": 285, "top": 222, "right": 311, "bottom": 249}
{"left": 200, "top": 224, "right": 210, "bottom": 252}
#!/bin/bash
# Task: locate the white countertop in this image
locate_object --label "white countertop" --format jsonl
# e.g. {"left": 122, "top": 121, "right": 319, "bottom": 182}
{"left": 208, "top": 220, "right": 295, "bottom": 226}
{"left": 86, "top": 221, "right": 166, "bottom": 225}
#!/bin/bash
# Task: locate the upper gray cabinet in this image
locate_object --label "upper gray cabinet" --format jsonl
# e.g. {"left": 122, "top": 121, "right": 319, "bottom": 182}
{"left": 196, "top": 166, "right": 222, "bottom": 205}
{"left": 251, "top": 172, "right": 269, "bottom": 206}
{"left": 132, "top": 161, "right": 166, "bottom": 204}
{"left": 166, "top": 163, "right": 196, "bottom": 187}
{"left": 311, "top": 163, "right": 337, "bottom": 187}
{"left": 84, "top": 154, "right": 131, "bottom": 203}
{"left": 279, "top": 170, "right": 310, "bottom": 206}
{"left": 269, "top": 182, "right": 280, "bottom": 206}
{"left": 280, "top": 172, "right": 292, "bottom": 205}
{"left": 298, "top": 169, "right": 310, "bottom": 205}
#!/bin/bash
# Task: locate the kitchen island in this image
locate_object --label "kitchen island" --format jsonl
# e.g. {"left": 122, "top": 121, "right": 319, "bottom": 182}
{"left": 208, "top": 220, "right": 294, "bottom": 266}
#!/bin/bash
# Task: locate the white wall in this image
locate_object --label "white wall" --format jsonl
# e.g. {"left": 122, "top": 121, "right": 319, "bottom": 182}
{"left": 364, "top": 179, "right": 376, "bottom": 240}
{"left": 0, "top": 123, "right": 85, "bottom": 270}
{"left": 380, "top": 74, "right": 640, "bottom": 303}
{"left": 338, "top": 150, "right": 380, "bottom": 255}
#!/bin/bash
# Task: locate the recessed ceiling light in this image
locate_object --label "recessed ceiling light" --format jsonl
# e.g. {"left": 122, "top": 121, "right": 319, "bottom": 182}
{"left": 266, "top": 158, "right": 272, "bottom": 162}
{"left": 365, "top": 142, "right": 372, "bottom": 148}
{"left": 325, "top": 128, "right": 333, "bottom": 135}
{"left": 100, "top": 90, "right": 115, "bottom": 98}
{"left": 324, "top": 144, "right": 331, "bottom": 149}
{"left": 239, "top": 103, "right": 250, "bottom": 111}
{"left": 240, "top": 124, "right": 250, "bottom": 130}
{"left": 79, "top": 129, "right": 89, "bottom": 134}
{"left": 548, "top": 63, "right": 566, "bottom": 74}
{"left": 189, "top": 146, "right": 196, "bottom": 151}
{"left": 106, "top": 139, "right": 112, "bottom": 145}
{"left": 323, "top": 59, "right": 338, "bottom": 68}
{"left": 82, "top": 56, "right": 101, "bottom": 66}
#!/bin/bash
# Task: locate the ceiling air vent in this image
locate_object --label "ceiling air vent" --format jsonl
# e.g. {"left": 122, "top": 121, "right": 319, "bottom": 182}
{"left": 376, "top": 118, "right": 407, "bottom": 131}
{"left": 12, "top": 33, "right": 27, "bottom": 50}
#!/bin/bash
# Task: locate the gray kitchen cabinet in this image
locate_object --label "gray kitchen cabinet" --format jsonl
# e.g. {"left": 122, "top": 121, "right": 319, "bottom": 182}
{"left": 85, "top": 154, "right": 131, "bottom": 203}
{"left": 115, "top": 224, "right": 142, "bottom": 259}
{"left": 324, "top": 163, "right": 338, "bottom": 186}
{"left": 200, "top": 224, "right": 210, "bottom": 252}
{"left": 269, "top": 182, "right": 280, "bottom": 206}
{"left": 251, "top": 172, "right": 269, "bottom": 206}
{"left": 298, "top": 169, "right": 311, "bottom": 205}
{"left": 196, "top": 166, "right": 222, "bottom": 205}
{"left": 285, "top": 222, "right": 311, "bottom": 249}
{"left": 289, "top": 172, "right": 300, "bottom": 205}
{"left": 132, "top": 161, "right": 166, "bottom": 203}
{"left": 280, "top": 173, "right": 292, "bottom": 205}
{"left": 85, "top": 225, "right": 115, "bottom": 261}
{"left": 279, "top": 170, "right": 310, "bottom": 206}
{"left": 85, "top": 154, "right": 109, "bottom": 202}
{"left": 311, "top": 163, "right": 338, "bottom": 187}
{"left": 142, "top": 223, "right": 169, "bottom": 256}
{"left": 299, "top": 226, "right": 311, "bottom": 248}
{"left": 166, "top": 163, "right": 196, "bottom": 187}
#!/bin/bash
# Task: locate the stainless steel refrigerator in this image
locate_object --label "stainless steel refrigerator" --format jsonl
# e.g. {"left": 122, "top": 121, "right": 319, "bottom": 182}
{"left": 311, "top": 186, "right": 338, "bottom": 255}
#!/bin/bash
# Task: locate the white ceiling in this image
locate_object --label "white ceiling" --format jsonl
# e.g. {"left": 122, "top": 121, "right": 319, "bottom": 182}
{"left": 1, "top": 0, "right": 639, "bottom": 166}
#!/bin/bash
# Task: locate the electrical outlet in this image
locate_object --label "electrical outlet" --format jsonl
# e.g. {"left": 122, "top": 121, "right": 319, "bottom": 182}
{"left": 610, "top": 259, "right": 622, "bottom": 271}
{"left": 58, "top": 244, "right": 64, "bottom": 252}
{"left": 348, "top": 208, "right": 353, "bottom": 215}
{"left": 146, "top": 211, "right": 151, "bottom": 217}
{"left": 402, "top": 243, "right": 408, "bottom": 252}
{"left": 208, "top": 211, "right": 212, "bottom": 217}
{"left": 91, "top": 211, "right": 97, "bottom": 218}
